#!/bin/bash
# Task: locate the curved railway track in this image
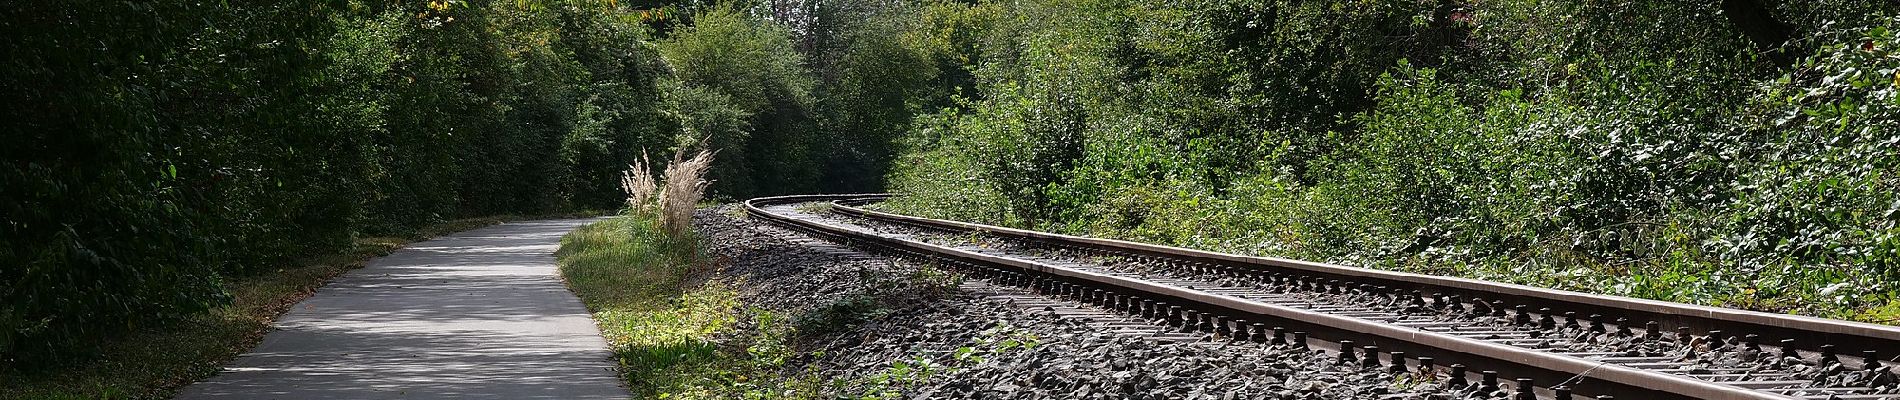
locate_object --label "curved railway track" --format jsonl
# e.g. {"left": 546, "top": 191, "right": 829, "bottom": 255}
{"left": 745, "top": 194, "right": 1900, "bottom": 400}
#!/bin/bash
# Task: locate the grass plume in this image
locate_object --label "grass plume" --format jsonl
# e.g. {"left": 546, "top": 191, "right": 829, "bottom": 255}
{"left": 620, "top": 151, "right": 658, "bottom": 213}
{"left": 658, "top": 148, "right": 713, "bottom": 238}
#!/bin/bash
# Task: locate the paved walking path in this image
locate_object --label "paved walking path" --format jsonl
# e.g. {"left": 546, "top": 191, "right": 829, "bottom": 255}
{"left": 175, "top": 219, "right": 628, "bottom": 400}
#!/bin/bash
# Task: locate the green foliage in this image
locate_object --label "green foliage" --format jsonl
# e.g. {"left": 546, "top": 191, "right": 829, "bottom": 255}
{"left": 813, "top": 4, "right": 941, "bottom": 192}
{"left": 660, "top": 5, "right": 818, "bottom": 198}
{"left": 839, "top": 324, "right": 1038, "bottom": 400}
{"left": 0, "top": 0, "right": 685, "bottom": 370}
{"left": 2, "top": 0, "right": 961, "bottom": 373}
{"left": 881, "top": 0, "right": 1900, "bottom": 322}
{"left": 553, "top": 215, "right": 736, "bottom": 397}
{"left": 1723, "top": 18, "right": 1900, "bottom": 281}
{"left": 558, "top": 215, "right": 825, "bottom": 400}
{"left": 15, "top": 0, "right": 1900, "bottom": 391}
{"left": 0, "top": 217, "right": 511, "bottom": 399}
{"left": 882, "top": 111, "right": 1016, "bottom": 225}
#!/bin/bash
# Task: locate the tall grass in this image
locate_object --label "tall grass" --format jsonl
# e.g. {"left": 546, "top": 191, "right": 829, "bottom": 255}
{"left": 658, "top": 149, "right": 714, "bottom": 238}
{"left": 553, "top": 216, "right": 728, "bottom": 394}
{"left": 618, "top": 147, "right": 712, "bottom": 239}
{"left": 620, "top": 151, "right": 658, "bottom": 213}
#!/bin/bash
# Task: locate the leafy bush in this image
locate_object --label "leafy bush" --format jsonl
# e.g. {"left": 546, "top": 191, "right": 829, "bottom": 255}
{"left": 1722, "top": 18, "right": 1900, "bottom": 280}
{"left": 2, "top": 0, "right": 707, "bottom": 369}
{"left": 659, "top": 5, "right": 818, "bottom": 198}
{"left": 879, "top": 0, "right": 1900, "bottom": 322}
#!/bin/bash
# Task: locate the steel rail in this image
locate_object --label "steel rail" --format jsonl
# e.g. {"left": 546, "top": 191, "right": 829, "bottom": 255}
{"left": 825, "top": 195, "right": 1900, "bottom": 362}
{"left": 744, "top": 194, "right": 1899, "bottom": 399}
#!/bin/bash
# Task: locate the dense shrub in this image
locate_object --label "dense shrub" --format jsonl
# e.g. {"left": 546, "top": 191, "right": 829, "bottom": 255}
{"left": 12, "top": 0, "right": 1898, "bottom": 375}
{"left": 1, "top": 0, "right": 864, "bottom": 369}
{"left": 659, "top": 5, "right": 818, "bottom": 199}
{"left": 809, "top": 2, "right": 941, "bottom": 192}
{"left": 1722, "top": 19, "right": 1900, "bottom": 280}
{"left": 3, "top": 0, "right": 347, "bottom": 366}
{"left": 880, "top": 0, "right": 1900, "bottom": 321}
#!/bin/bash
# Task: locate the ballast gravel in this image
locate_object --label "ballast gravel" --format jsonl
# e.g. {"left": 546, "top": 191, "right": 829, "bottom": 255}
{"left": 691, "top": 205, "right": 1510, "bottom": 400}
{"left": 815, "top": 209, "right": 1900, "bottom": 395}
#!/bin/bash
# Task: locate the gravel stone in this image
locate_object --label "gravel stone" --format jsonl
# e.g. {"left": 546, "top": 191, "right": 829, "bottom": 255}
{"left": 693, "top": 205, "right": 1551, "bottom": 399}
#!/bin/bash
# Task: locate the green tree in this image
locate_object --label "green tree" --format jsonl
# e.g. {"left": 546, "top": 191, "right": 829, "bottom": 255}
{"left": 659, "top": 5, "right": 819, "bottom": 198}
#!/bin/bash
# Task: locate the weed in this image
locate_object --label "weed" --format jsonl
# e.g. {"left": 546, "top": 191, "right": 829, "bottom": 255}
{"left": 833, "top": 323, "right": 1038, "bottom": 399}
{"left": 794, "top": 202, "right": 833, "bottom": 214}
{"left": 560, "top": 215, "right": 827, "bottom": 399}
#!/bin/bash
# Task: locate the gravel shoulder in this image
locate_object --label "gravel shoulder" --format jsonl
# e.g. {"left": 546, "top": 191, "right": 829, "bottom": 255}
{"left": 695, "top": 205, "right": 1486, "bottom": 399}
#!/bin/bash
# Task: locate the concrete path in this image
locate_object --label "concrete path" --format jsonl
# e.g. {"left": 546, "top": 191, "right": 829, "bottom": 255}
{"left": 175, "top": 219, "right": 628, "bottom": 400}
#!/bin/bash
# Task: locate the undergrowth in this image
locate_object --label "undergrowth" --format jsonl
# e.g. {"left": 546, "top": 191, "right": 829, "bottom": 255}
{"left": 558, "top": 215, "right": 815, "bottom": 398}
{"left": 879, "top": 7, "right": 1900, "bottom": 325}
{"left": 557, "top": 212, "right": 1012, "bottom": 399}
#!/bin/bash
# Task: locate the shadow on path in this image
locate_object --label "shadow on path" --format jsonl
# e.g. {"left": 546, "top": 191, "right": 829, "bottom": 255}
{"left": 175, "top": 219, "right": 627, "bottom": 400}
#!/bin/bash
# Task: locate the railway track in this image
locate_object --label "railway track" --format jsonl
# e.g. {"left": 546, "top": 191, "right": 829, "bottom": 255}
{"left": 745, "top": 194, "right": 1900, "bottom": 400}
